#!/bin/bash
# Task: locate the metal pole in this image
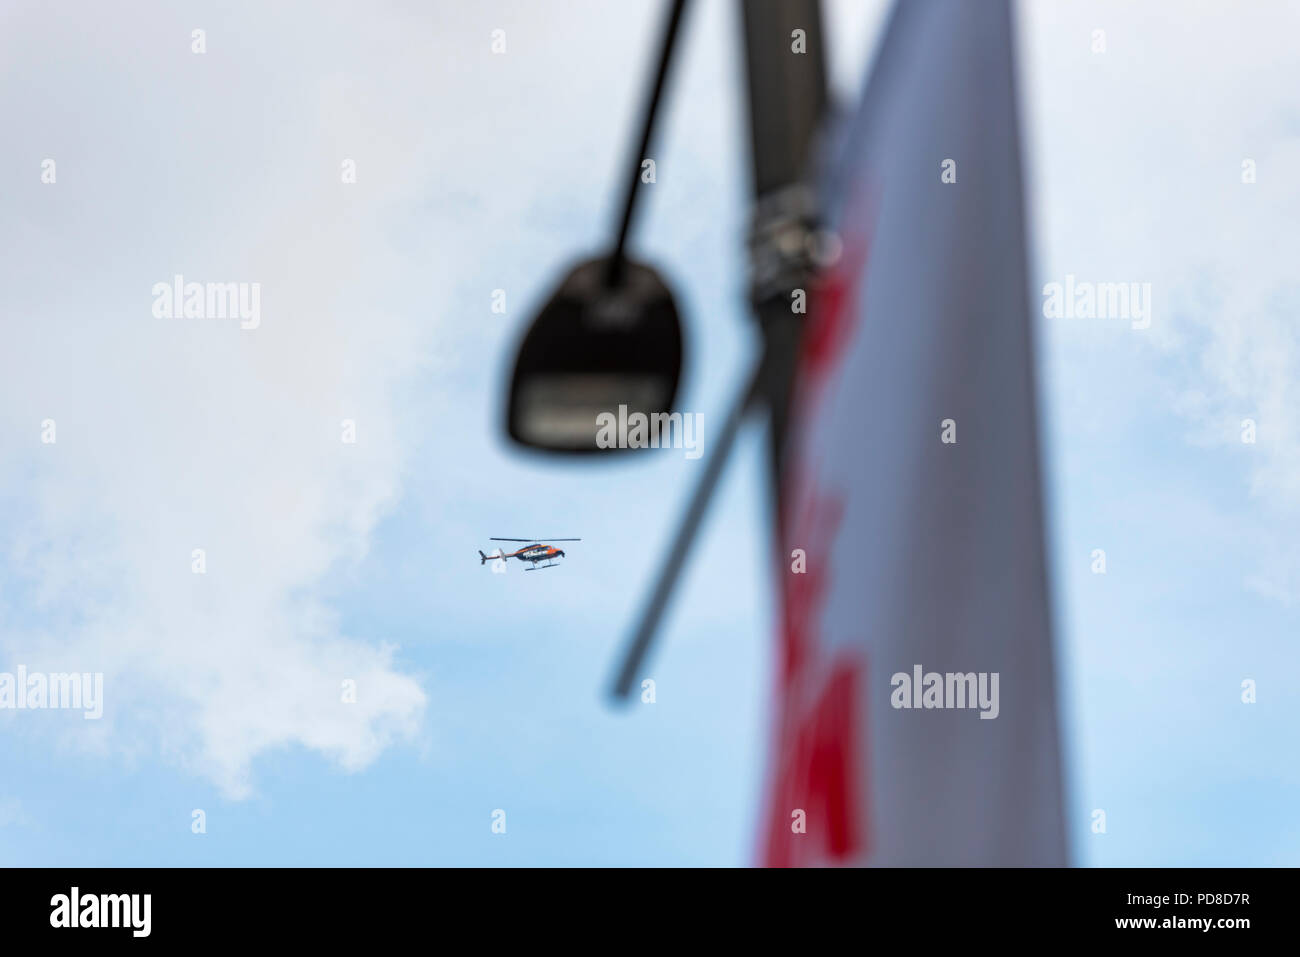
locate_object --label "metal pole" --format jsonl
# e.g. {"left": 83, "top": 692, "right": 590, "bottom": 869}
{"left": 607, "top": 0, "right": 691, "bottom": 287}
{"left": 739, "top": 0, "right": 828, "bottom": 489}
{"left": 610, "top": 355, "right": 766, "bottom": 698}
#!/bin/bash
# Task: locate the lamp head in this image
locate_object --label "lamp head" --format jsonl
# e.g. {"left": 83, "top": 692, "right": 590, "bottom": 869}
{"left": 507, "top": 256, "right": 684, "bottom": 454}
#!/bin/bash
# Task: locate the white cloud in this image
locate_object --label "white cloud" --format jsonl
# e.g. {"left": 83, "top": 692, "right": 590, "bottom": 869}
{"left": 0, "top": 1, "right": 462, "bottom": 797}
{"left": 1020, "top": 0, "right": 1300, "bottom": 596}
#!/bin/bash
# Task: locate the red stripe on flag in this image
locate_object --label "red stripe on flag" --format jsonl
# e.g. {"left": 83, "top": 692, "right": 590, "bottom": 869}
{"left": 764, "top": 658, "right": 867, "bottom": 866}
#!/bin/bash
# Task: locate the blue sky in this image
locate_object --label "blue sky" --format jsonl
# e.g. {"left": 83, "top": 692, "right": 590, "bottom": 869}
{"left": 2, "top": 0, "right": 1298, "bottom": 866}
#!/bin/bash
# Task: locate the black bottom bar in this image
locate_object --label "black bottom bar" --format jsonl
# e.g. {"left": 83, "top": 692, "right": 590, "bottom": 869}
{"left": 0, "top": 866, "right": 1280, "bottom": 943}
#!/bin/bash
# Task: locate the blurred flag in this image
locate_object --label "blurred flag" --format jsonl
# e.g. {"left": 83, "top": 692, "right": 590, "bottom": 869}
{"left": 763, "top": 0, "right": 1067, "bottom": 866}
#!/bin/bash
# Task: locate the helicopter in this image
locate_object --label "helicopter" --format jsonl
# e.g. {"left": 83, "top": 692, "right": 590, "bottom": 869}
{"left": 479, "top": 538, "right": 581, "bottom": 571}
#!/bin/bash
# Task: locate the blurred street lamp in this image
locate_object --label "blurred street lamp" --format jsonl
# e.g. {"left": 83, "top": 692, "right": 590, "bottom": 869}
{"left": 506, "top": 0, "right": 689, "bottom": 454}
